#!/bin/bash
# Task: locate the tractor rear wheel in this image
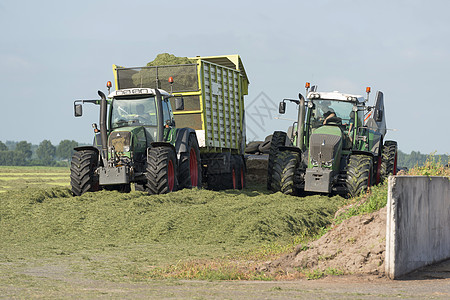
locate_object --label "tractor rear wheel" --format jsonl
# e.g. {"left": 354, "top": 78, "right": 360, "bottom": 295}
{"left": 381, "top": 140, "right": 398, "bottom": 181}
{"left": 267, "top": 131, "right": 287, "bottom": 190}
{"left": 178, "top": 134, "right": 202, "bottom": 189}
{"left": 145, "top": 146, "right": 178, "bottom": 194}
{"left": 70, "top": 149, "right": 100, "bottom": 196}
{"left": 271, "top": 150, "right": 300, "bottom": 195}
{"left": 346, "top": 155, "right": 373, "bottom": 197}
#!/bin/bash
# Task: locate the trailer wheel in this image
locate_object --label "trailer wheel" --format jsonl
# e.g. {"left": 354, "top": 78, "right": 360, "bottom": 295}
{"left": 70, "top": 149, "right": 100, "bottom": 196}
{"left": 346, "top": 155, "right": 373, "bottom": 197}
{"left": 178, "top": 134, "right": 202, "bottom": 189}
{"left": 207, "top": 155, "right": 242, "bottom": 190}
{"left": 145, "top": 146, "right": 178, "bottom": 194}
{"left": 267, "top": 131, "right": 287, "bottom": 190}
{"left": 381, "top": 141, "right": 398, "bottom": 181}
{"left": 237, "top": 156, "right": 246, "bottom": 189}
{"left": 271, "top": 150, "right": 299, "bottom": 195}
{"left": 232, "top": 155, "right": 246, "bottom": 189}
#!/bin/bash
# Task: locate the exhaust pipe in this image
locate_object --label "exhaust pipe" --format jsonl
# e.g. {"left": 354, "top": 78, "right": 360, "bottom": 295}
{"left": 297, "top": 93, "right": 306, "bottom": 149}
{"left": 155, "top": 89, "right": 164, "bottom": 142}
{"left": 98, "top": 90, "right": 108, "bottom": 161}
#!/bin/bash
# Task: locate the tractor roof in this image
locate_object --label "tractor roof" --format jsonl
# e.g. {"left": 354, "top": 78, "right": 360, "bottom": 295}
{"left": 307, "top": 91, "right": 365, "bottom": 103}
{"left": 109, "top": 88, "right": 171, "bottom": 98}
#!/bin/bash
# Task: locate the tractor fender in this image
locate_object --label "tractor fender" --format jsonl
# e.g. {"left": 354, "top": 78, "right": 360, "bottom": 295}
{"left": 74, "top": 145, "right": 100, "bottom": 156}
{"left": 173, "top": 128, "right": 197, "bottom": 155}
{"left": 150, "top": 141, "right": 176, "bottom": 154}
{"left": 349, "top": 150, "right": 375, "bottom": 158}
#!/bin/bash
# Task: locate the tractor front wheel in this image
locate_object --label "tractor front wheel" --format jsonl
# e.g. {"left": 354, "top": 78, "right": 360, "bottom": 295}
{"left": 271, "top": 150, "right": 300, "bottom": 195}
{"left": 145, "top": 146, "right": 178, "bottom": 194}
{"left": 346, "top": 154, "right": 373, "bottom": 197}
{"left": 267, "top": 131, "right": 287, "bottom": 190}
{"left": 70, "top": 149, "right": 100, "bottom": 196}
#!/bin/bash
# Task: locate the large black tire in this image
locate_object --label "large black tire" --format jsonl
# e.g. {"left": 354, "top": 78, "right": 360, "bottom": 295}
{"left": 178, "top": 134, "right": 202, "bottom": 189}
{"left": 258, "top": 134, "right": 272, "bottom": 154}
{"left": 381, "top": 140, "right": 398, "bottom": 181}
{"left": 207, "top": 155, "right": 243, "bottom": 190}
{"left": 271, "top": 150, "right": 300, "bottom": 195}
{"left": 70, "top": 150, "right": 100, "bottom": 196}
{"left": 267, "top": 131, "right": 287, "bottom": 190}
{"left": 235, "top": 155, "right": 246, "bottom": 189}
{"left": 245, "top": 141, "right": 262, "bottom": 154}
{"left": 346, "top": 155, "right": 373, "bottom": 197}
{"left": 145, "top": 146, "right": 178, "bottom": 194}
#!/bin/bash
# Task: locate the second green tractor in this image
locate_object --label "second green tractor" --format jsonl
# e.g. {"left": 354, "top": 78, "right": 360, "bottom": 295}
{"left": 267, "top": 83, "right": 398, "bottom": 197}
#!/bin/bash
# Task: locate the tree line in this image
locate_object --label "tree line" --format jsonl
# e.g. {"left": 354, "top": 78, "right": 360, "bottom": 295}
{"left": 397, "top": 150, "right": 449, "bottom": 170}
{"left": 0, "top": 140, "right": 79, "bottom": 167}
{"left": 0, "top": 139, "right": 447, "bottom": 168}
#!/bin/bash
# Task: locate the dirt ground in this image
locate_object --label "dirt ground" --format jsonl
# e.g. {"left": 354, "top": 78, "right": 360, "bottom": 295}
{"left": 262, "top": 208, "right": 387, "bottom": 277}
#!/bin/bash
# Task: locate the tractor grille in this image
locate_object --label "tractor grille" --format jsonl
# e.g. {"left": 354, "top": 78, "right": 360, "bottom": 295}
{"left": 109, "top": 131, "right": 131, "bottom": 152}
{"left": 309, "top": 134, "right": 341, "bottom": 164}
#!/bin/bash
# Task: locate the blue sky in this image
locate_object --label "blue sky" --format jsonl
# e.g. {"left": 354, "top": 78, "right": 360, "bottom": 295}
{"left": 1, "top": 0, "right": 449, "bottom": 154}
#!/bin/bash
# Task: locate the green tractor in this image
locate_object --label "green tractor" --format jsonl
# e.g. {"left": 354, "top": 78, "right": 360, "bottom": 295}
{"left": 70, "top": 86, "right": 202, "bottom": 196}
{"left": 267, "top": 83, "right": 398, "bottom": 197}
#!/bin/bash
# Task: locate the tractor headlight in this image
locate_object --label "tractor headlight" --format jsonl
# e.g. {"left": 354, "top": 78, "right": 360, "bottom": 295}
{"left": 324, "top": 159, "right": 334, "bottom": 167}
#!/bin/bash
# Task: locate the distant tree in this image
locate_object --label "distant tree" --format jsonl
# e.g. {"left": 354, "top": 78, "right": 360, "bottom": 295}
{"left": 14, "top": 141, "right": 32, "bottom": 162}
{"left": 36, "top": 140, "right": 56, "bottom": 165}
{"left": 12, "top": 151, "right": 28, "bottom": 166}
{"left": 0, "top": 141, "right": 7, "bottom": 151}
{"left": 5, "top": 141, "right": 16, "bottom": 150}
{"left": 0, "top": 150, "right": 15, "bottom": 166}
{"left": 56, "top": 140, "right": 78, "bottom": 160}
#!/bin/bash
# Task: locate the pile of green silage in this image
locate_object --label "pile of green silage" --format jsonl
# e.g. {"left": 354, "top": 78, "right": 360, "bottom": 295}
{"left": 146, "top": 53, "right": 195, "bottom": 66}
{"left": 0, "top": 187, "right": 343, "bottom": 256}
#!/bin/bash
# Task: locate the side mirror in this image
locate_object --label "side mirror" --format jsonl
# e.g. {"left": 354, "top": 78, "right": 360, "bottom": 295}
{"left": 175, "top": 97, "right": 184, "bottom": 110}
{"left": 279, "top": 101, "right": 286, "bottom": 114}
{"left": 74, "top": 104, "right": 83, "bottom": 117}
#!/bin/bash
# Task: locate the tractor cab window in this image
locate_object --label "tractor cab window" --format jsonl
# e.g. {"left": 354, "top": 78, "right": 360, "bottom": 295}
{"left": 311, "top": 100, "right": 354, "bottom": 129}
{"left": 110, "top": 97, "right": 158, "bottom": 129}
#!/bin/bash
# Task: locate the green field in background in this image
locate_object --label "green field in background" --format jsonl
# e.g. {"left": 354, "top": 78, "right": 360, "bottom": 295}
{"left": 0, "top": 166, "right": 70, "bottom": 192}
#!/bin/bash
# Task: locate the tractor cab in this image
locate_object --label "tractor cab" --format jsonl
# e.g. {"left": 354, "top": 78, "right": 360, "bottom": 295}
{"left": 305, "top": 92, "right": 365, "bottom": 151}
{"left": 108, "top": 88, "right": 176, "bottom": 146}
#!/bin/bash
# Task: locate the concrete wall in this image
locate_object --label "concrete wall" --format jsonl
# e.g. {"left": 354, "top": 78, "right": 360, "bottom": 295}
{"left": 385, "top": 176, "right": 450, "bottom": 279}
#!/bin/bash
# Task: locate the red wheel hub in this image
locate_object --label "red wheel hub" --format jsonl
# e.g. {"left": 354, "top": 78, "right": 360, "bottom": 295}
{"left": 189, "top": 148, "right": 198, "bottom": 187}
{"left": 232, "top": 168, "right": 237, "bottom": 189}
{"left": 168, "top": 160, "right": 175, "bottom": 191}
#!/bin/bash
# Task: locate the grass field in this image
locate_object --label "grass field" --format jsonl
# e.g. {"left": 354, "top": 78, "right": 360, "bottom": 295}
{"left": 0, "top": 166, "right": 70, "bottom": 192}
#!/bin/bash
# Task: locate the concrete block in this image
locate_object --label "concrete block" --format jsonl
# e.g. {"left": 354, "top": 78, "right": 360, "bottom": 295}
{"left": 385, "top": 176, "right": 450, "bottom": 279}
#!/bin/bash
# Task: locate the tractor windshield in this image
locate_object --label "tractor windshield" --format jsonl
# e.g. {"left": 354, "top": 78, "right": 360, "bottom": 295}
{"left": 110, "top": 97, "right": 158, "bottom": 129}
{"left": 311, "top": 99, "right": 355, "bottom": 128}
